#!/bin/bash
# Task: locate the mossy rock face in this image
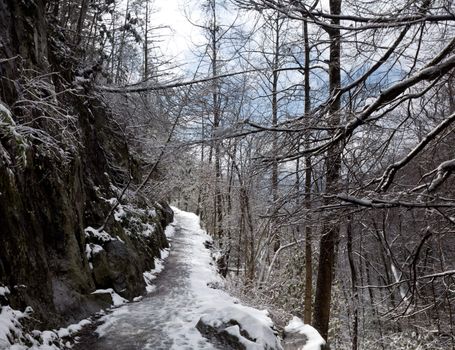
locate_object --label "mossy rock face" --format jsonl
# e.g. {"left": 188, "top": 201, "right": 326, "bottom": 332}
{"left": 0, "top": 97, "right": 174, "bottom": 330}
{"left": 91, "top": 249, "right": 111, "bottom": 289}
{"left": 0, "top": 122, "right": 174, "bottom": 329}
{"left": 86, "top": 200, "right": 174, "bottom": 300}
{"left": 87, "top": 291, "right": 113, "bottom": 308}
{"left": 157, "top": 202, "right": 174, "bottom": 229}
{"left": 104, "top": 240, "right": 145, "bottom": 299}
{"left": 0, "top": 0, "right": 174, "bottom": 331}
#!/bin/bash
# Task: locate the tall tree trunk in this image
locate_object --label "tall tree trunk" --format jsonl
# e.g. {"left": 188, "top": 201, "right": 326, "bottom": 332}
{"left": 347, "top": 216, "right": 359, "bottom": 350}
{"left": 364, "top": 251, "right": 385, "bottom": 350}
{"left": 144, "top": 0, "right": 149, "bottom": 80}
{"left": 303, "top": 18, "right": 313, "bottom": 326}
{"left": 75, "top": 0, "right": 89, "bottom": 45}
{"left": 109, "top": 1, "right": 118, "bottom": 80}
{"left": 313, "top": 0, "right": 342, "bottom": 344}
{"left": 85, "top": 7, "right": 98, "bottom": 59}
{"left": 210, "top": 0, "right": 223, "bottom": 241}
{"left": 115, "top": 0, "right": 130, "bottom": 84}
{"left": 271, "top": 13, "right": 281, "bottom": 253}
{"left": 52, "top": 0, "right": 60, "bottom": 18}
{"left": 271, "top": 14, "right": 279, "bottom": 205}
{"left": 229, "top": 150, "right": 254, "bottom": 282}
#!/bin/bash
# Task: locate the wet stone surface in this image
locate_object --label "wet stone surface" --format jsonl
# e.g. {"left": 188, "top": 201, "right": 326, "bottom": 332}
{"left": 73, "top": 223, "right": 217, "bottom": 350}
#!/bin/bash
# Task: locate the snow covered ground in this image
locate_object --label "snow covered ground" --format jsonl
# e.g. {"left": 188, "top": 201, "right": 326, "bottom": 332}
{"left": 0, "top": 306, "right": 91, "bottom": 350}
{"left": 1, "top": 207, "right": 324, "bottom": 350}
{"left": 284, "top": 317, "right": 325, "bottom": 350}
{"left": 75, "top": 207, "right": 283, "bottom": 350}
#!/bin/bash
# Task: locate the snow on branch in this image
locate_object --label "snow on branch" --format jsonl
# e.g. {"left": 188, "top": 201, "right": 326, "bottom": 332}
{"left": 98, "top": 68, "right": 261, "bottom": 93}
{"left": 336, "top": 194, "right": 455, "bottom": 209}
{"left": 258, "top": 43, "right": 455, "bottom": 164}
{"left": 235, "top": 0, "right": 455, "bottom": 31}
{"left": 359, "top": 270, "right": 455, "bottom": 289}
{"left": 377, "top": 111, "right": 455, "bottom": 192}
{"left": 98, "top": 66, "right": 309, "bottom": 94}
{"left": 427, "top": 159, "right": 455, "bottom": 193}
{"left": 326, "top": 52, "right": 455, "bottom": 149}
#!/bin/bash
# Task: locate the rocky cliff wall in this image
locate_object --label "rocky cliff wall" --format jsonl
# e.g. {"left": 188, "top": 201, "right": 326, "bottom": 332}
{"left": 0, "top": 0, "right": 173, "bottom": 332}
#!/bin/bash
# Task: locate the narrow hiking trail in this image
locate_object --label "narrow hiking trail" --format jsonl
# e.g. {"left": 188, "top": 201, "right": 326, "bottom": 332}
{"left": 75, "top": 208, "right": 220, "bottom": 349}
{"left": 73, "top": 208, "right": 281, "bottom": 350}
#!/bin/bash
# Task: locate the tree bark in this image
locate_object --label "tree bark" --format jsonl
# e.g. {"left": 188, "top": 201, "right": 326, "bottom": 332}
{"left": 144, "top": 0, "right": 149, "bottom": 80}
{"left": 347, "top": 217, "right": 359, "bottom": 350}
{"left": 313, "top": 0, "right": 342, "bottom": 343}
{"left": 210, "top": 0, "right": 223, "bottom": 241}
{"left": 115, "top": 0, "right": 130, "bottom": 84}
{"left": 303, "top": 17, "right": 313, "bottom": 326}
{"left": 75, "top": 0, "right": 89, "bottom": 45}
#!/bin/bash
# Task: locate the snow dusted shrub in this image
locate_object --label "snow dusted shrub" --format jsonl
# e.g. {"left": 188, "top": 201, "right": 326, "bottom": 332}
{"left": 224, "top": 276, "right": 292, "bottom": 331}
{"left": 361, "top": 331, "right": 451, "bottom": 350}
{"left": 0, "top": 101, "right": 29, "bottom": 167}
{"left": 0, "top": 305, "right": 34, "bottom": 348}
{"left": 0, "top": 302, "right": 87, "bottom": 349}
{"left": 12, "top": 70, "right": 80, "bottom": 152}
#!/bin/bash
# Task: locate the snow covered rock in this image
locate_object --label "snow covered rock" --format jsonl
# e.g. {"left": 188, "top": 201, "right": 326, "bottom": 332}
{"left": 90, "top": 245, "right": 111, "bottom": 287}
{"left": 0, "top": 302, "right": 92, "bottom": 349}
{"left": 0, "top": 286, "right": 10, "bottom": 306}
{"left": 282, "top": 316, "right": 325, "bottom": 350}
{"left": 91, "top": 289, "right": 127, "bottom": 307}
{"left": 158, "top": 203, "right": 174, "bottom": 228}
{"left": 196, "top": 305, "right": 283, "bottom": 350}
{"left": 104, "top": 240, "right": 144, "bottom": 298}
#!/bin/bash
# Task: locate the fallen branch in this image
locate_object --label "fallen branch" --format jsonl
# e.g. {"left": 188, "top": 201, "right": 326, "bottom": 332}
{"left": 359, "top": 270, "right": 455, "bottom": 289}
{"left": 337, "top": 194, "right": 455, "bottom": 209}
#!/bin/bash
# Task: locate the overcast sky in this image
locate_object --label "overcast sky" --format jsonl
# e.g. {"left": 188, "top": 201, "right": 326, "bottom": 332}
{"left": 152, "top": 0, "right": 205, "bottom": 72}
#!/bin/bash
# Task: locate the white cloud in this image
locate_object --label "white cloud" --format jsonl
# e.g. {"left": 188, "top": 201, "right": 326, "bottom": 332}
{"left": 152, "top": 0, "right": 205, "bottom": 70}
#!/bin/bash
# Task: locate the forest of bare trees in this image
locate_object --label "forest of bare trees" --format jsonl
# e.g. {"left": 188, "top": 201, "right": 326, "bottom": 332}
{"left": 2, "top": 0, "right": 455, "bottom": 348}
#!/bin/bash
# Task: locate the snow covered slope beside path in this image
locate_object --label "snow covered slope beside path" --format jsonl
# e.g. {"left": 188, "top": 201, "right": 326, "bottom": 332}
{"left": 176, "top": 208, "right": 283, "bottom": 350}
{"left": 173, "top": 208, "right": 281, "bottom": 350}
{"left": 74, "top": 207, "right": 282, "bottom": 350}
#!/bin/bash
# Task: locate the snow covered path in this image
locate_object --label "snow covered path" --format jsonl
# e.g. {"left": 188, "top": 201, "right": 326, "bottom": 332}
{"left": 74, "top": 208, "right": 279, "bottom": 350}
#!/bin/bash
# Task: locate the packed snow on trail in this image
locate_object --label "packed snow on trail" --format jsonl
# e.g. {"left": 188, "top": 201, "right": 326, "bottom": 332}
{"left": 75, "top": 207, "right": 283, "bottom": 350}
